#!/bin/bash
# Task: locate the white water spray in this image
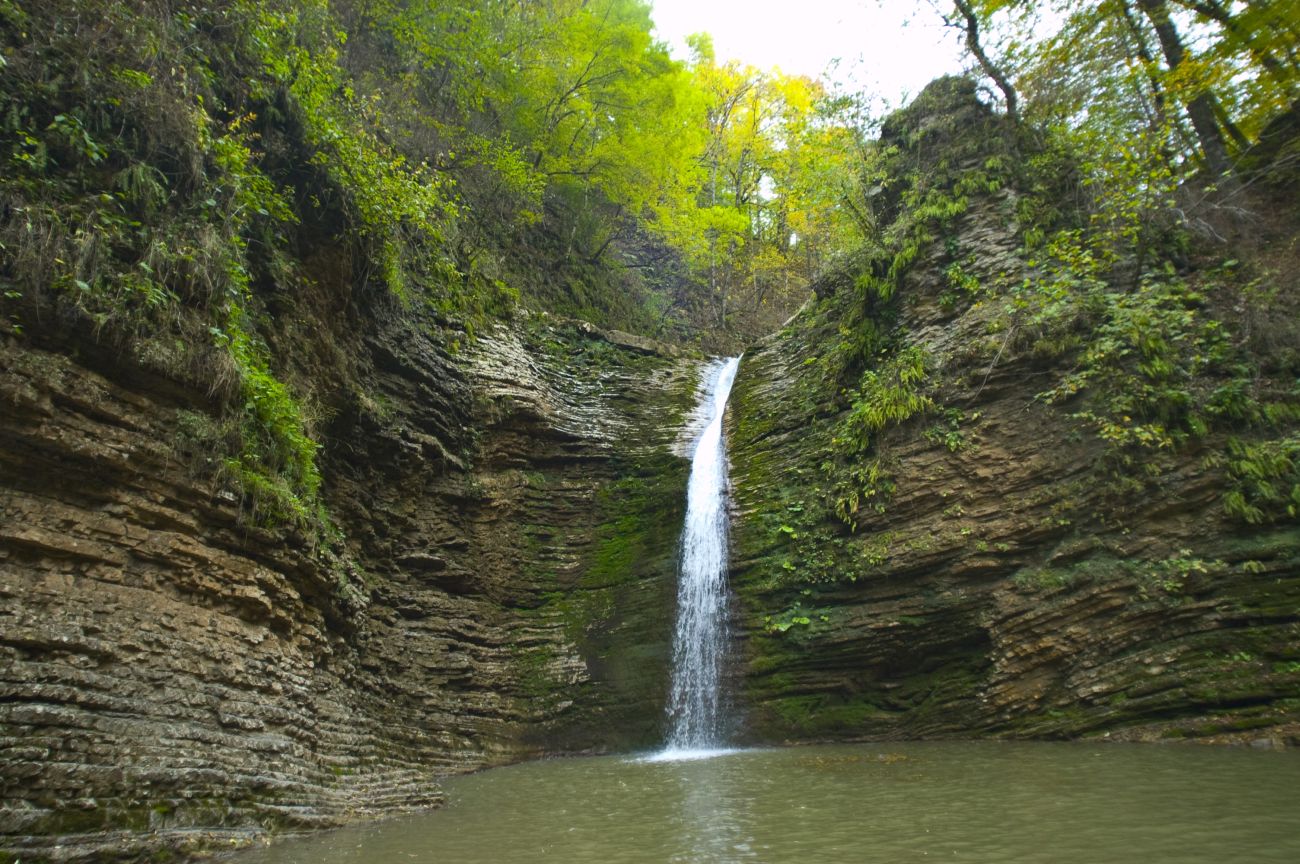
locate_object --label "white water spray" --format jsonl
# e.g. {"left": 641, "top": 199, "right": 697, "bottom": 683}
{"left": 659, "top": 356, "right": 741, "bottom": 758}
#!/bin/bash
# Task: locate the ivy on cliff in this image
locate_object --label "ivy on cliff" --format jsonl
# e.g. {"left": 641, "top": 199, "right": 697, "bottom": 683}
{"left": 0, "top": 0, "right": 877, "bottom": 530}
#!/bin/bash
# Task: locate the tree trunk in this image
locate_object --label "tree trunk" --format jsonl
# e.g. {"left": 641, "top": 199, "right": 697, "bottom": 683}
{"left": 1118, "top": 0, "right": 1200, "bottom": 156}
{"left": 952, "top": 0, "right": 1019, "bottom": 123}
{"left": 1137, "top": 0, "right": 1235, "bottom": 178}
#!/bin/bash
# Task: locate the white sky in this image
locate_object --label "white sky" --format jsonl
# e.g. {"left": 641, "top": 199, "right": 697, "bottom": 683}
{"left": 649, "top": 0, "right": 968, "bottom": 111}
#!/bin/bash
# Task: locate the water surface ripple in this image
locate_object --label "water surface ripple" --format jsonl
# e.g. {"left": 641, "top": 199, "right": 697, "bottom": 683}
{"left": 231, "top": 742, "right": 1300, "bottom": 864}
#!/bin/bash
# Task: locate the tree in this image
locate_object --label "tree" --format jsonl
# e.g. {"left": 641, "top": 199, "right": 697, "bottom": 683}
{"left": 935, "top": 0, "right": 1299, "bottom": 181}
{"left": 946, "top": 0, "right": 1020, "bottom": 122}
{"left": 669, "top": 41, "right": 861, "bottom": 335}
{"left": 1135, "top": 0, "right": 1235, "bottom": 176}
{"left": 1176, "top": 0, "right": 1298, "bottom": 102}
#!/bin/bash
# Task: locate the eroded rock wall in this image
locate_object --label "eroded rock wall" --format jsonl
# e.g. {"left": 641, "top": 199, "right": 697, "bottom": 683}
{"left": 724, "top": 82, "right": 1300, "bottom": 747}
{"left": 728, "top": 318, "right": 1300, "bottom": 743}
{"left": 0, "top": 314, "right": 700, "bottom": 862}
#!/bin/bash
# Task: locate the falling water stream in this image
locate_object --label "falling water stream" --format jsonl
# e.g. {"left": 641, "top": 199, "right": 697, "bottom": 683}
{"left": 232, "top": 354, "right": 1300, "bottom": 864}
{"left": 660, "top": 356, "right": 741, "bottom": 758}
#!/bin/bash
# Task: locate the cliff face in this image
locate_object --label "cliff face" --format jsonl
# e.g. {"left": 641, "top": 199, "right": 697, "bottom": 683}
{"left": 0, "top": 308, "right": 700, "bottom": 862}
{"left": 0, "top": 3, "right": 710, "bottom": 855}
{"left": 728, "top": 317, "right": 1300, "bottom": 742}
{"left": 725, "top": 80, "right": 1300, "bottom": 746}
{"left": 4, "top": 52, "right": 1299, "bottom": 863}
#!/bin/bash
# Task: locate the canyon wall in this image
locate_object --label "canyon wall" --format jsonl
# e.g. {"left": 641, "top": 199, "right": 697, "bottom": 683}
{"left": 724, "top": 79, "right": 1300, "bottom": 746}
{"left": 4, "top": 69, "right": 1299, "bottom": 864}
{"left": 728, "top": 312, "right": 1300, "bottom": 743}
{"left": 0, "top": 312, "right": 700, "bottom": 862}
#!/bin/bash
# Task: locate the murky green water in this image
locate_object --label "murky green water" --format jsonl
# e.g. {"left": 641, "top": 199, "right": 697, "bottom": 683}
{"left": 234, "top": 742, "right": 1300, "bottom": 863}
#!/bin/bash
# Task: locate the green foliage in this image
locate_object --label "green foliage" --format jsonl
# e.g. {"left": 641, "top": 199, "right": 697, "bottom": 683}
{"left": 822, "top": 345, "right": 933, "bottom": 528}
{"left": 343, "top": 0, "right": 866, "bottom": 341}
{"left": 925, "top": 408, "right": 978, "bottom": 452}
{"left": 1222, "top": 437, "right": 1300, "bottom": 525}
{"left": 1020, "top": 245, "right": 1299, "bottom": 524}
{"left": 212, "top": 319, "right": 322, "bottom": 524}
{"left": 1038, "top": 275, "right": 1225, "bottom": 451}
{"left": 954, "top": 0, "right": 1298, "bottom": 178}
{"left": 649, "top": 45, "right": 866, "bottom": 338}
{"left": 829, "top": 457, "right": 897, "bottom": 528}
{"left": 763, "top": 604, "right": 814, "bottom": 634}
{"left": 941, "top": 261, "right": 983, "bottom": 312}
{"left": 836, "top": 345, "right": 933, "bottom": 455}
{"left": 235, "top": 0, "right": 466, "bottom": 303}
{"left": 761, "top": 587, "right": 834, "bottom": 635}
{"left": 1011, "top": 550, "right": 1224, "bottom": 598}
{"left": 0, "top": 0, "right": 357, "bottom": 528}
{"left": 0, "top": 0, "right": 876, "bottom": 359}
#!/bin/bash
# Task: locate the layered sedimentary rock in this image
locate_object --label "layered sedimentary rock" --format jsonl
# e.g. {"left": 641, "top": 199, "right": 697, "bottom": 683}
{"left": 5, "top": 68, "right": 1299, "bottom": 864}
{"left": 725, "top": 81, "right": 1300, "bottom": 746}
{"left": 0, "top": 312, "right": 700, "bottom": 862}
{"left": 729, "top": 320, "right": 1300, "bottom": 743}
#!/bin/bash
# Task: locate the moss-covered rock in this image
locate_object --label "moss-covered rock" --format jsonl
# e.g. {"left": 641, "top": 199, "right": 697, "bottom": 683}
{"left": 726, "top": 79, "right": 1300, "bottom": 747}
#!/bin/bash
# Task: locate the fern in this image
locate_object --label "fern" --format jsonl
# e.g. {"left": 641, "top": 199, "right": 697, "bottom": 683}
{"left": 1224, "top": 437, "right": 1300, "bottom": 525}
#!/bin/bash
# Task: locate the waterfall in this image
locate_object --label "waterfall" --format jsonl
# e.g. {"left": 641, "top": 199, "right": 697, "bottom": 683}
{"left": 662, "top": 356, "right": 741, "bottom": 756}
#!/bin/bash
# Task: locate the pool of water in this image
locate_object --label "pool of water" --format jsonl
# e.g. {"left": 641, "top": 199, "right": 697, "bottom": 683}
{"left": 232, "top": 742, "right": 1300, "bottom": 863}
